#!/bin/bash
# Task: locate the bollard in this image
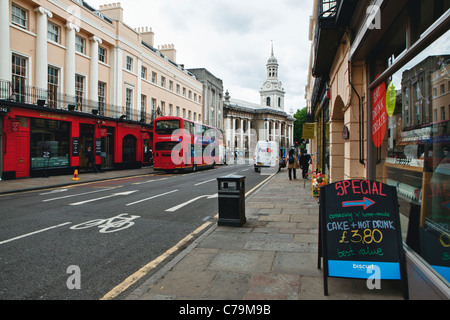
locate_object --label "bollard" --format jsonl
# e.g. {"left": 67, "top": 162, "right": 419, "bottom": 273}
{"left": 217, "top": 175, "right": 246, "bottom": 227}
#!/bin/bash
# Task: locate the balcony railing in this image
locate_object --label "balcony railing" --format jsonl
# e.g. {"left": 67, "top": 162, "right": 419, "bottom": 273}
{"left": 318, "top": 0, "right": 338, "bottom": 19}
{"left": 0, "top": 80, "right": 158, "bottom": 124}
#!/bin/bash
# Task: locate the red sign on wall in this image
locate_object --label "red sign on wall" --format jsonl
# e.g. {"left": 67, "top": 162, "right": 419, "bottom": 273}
{"left": 99, "top": 128, "right": 108, "bottom": 137}
{"left": 11, "top": 121, "right": 20, "bottom": 132}
{"left": 372, "top": 81, "right": 387, "bottom": 148}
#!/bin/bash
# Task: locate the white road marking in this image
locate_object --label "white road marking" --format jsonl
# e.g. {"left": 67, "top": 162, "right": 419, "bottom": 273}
{"left": 69, "top": 190, "right": 138, "bottom": 206}
{"left": 165, "top": 193, "right": 218, "bottom": 212}
{"left": 42, "top": 187, "right": 120, "bottom": 202}
{"left": 132, "top": 177, "right": 169, "bottom": 185}
{"left": 194, "top": 178, "right": 216, "bottom": 186}
{"left": 0, "top": 222, "right": 72, "bottom": 246}
{"left": 126, "top": 190, "right": 179, "bottom": 206}
{"left": 39, "top": 189, "right": 68, "bottom": 195}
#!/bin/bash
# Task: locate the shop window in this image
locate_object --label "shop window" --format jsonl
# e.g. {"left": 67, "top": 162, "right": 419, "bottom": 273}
{"left": 30, "top": 118, "right": 70, "bottom": 169}
{"left": 378, "top": 29, "right": 450, "bottom": 283}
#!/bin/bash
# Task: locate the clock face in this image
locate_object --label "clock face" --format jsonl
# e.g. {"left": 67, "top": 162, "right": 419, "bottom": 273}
{"left": 266, "top": 83, "right": 271, "bottom": 89}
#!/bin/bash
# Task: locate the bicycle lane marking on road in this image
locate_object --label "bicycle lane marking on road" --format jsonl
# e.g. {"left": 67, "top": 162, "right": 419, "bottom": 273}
{"left": 0, "top": 222, "right": 72, "bottom": 246}
{"left": 100, "top": 171, "right": 277, "bottom": 300}
{"left": 69, "top": 214, "right": 141, "bottom": 233}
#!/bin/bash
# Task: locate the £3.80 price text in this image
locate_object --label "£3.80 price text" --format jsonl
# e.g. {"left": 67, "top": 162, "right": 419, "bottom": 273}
{"left": 339, "top": 228, "right": 383, "bottom": 244}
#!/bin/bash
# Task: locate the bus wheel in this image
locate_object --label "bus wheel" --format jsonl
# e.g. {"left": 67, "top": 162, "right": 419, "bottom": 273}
{"left": 192, "top": 164, "right": 197, "bottom": 172}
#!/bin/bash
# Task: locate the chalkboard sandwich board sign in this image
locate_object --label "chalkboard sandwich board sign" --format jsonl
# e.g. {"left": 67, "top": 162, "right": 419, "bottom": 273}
{"left": 318, "top": 179, "right": 408, "bottom": 299}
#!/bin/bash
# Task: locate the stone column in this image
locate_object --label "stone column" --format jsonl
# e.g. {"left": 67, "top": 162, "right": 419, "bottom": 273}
{"left": 264, "top": 120, "right": 269, "bottom": 141}
{"left": 0, "top": 0, "right": 11, "bottom": 82}
{"left": 226, "top": 117, "right": 232, "bottom": 149}
{"left": 65, "top": 22, "right": 80, "bottom": 102}
{"left": 137, "top": 57, "right": 143, "bottom": 120}
{"left": 231, "top": 117, "right": 236, "bottom": 152}
{"left": 111, "top": 46, "right": 123, "bottom": 112}
{"left": 89, "top": 36, "right": 102, "bottom": 107}
{"left": 247, "top": 120, "right": 251, "bottom": 153}
{"left": 240, "top": 118, "right": 244, "bottom": 151}
{"left": 272, "top": 121, "right": 276, "bottom": 142}
{"left": 35, "top": 7, "right": 53, "bottom": 90}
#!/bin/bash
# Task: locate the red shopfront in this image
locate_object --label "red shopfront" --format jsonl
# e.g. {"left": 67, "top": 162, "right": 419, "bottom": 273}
{"left": 1, "top": 103, "right": 153, "bottom": 179}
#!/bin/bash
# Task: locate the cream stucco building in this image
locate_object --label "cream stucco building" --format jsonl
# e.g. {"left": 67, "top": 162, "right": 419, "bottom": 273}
{"left": 0, "top": 0, "right": 207, "bottom": 178}
{"left": 1, "top": 0, "right": 204, "bottom": 122}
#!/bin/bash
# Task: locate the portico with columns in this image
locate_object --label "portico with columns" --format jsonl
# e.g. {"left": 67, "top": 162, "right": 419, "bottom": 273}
{"left": 223, "top": 46, "right": 295, "bottom": 157}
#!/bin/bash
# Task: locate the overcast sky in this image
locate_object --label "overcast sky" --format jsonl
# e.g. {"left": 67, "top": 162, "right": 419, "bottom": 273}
{"left": 86, "top": 0, "right": 313, "bottom": 114}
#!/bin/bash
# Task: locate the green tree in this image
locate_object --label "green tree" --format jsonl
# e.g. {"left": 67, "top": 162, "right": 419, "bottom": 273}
{"left": 293, "top": 107, "right": 307, "bottom": 146}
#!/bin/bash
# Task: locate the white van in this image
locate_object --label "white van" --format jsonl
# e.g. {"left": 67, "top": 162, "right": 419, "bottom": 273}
{"left": 253, "top": 141, "right": 279, "bottom": 173}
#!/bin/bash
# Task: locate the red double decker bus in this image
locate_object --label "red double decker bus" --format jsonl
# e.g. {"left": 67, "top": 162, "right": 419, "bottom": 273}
{"left": 153, "top": 116, "right": 223, "bottom": 172}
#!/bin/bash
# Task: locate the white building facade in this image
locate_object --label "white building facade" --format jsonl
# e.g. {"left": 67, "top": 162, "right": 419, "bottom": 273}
{"left": 223, "top": 47, "right": 295, "bottom": 158}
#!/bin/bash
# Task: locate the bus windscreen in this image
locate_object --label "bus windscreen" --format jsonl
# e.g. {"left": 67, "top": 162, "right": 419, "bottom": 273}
{"left": 155, "top": 120, "right": 180, "bottom": 135}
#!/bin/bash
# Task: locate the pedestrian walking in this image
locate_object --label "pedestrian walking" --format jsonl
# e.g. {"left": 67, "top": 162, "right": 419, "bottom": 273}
{"left": 287, "top": 148, "right": 300, "bottom": 180}
{"left": 299, "top": 148, "right": 311, "bottom": 179}
{"left": 86, "top": 146, "right": 99, "bottom": 173}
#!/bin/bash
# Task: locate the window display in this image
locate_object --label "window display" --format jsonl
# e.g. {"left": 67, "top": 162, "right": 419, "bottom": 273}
{"left": 376, "top": 29, "right": 449, "bottom": 283}
{"left": 30, "top": 118, "right": 70, "bottom": 168}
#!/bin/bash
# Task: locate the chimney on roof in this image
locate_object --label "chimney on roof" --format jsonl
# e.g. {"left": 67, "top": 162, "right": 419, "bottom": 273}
{"left": 158, "top": 44, "right": 176, "bottom": 62}
{"left": 136, "top": 26, "right": 154, "bottom": 47}
{"left": 99, "top": 3, "right": 123, "bottom": 21}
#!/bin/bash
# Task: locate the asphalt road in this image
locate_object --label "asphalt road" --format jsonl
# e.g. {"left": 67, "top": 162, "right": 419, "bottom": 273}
{"left": 0, "top": 163, "right": 270, "bottom": 300}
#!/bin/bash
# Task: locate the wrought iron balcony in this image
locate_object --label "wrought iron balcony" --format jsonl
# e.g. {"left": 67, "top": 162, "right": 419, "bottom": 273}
{"left": 312, "top": 0, "right": 359, "bottom": 78}
{"left": 0, "top": 79, "right": 158, "bottom": 124}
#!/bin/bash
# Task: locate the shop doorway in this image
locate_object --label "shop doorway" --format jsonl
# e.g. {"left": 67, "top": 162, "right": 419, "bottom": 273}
{"left": 16, "top": 132, "right": 30, "bottom": 178}
{"left": 79, "top": 123, "right": 95, "bottom": 170}
{"left": 122, "top": 134, "right": 137, "bottom": 163}
{"left": 101, "top": 127, "right": 114, "bottom": 169}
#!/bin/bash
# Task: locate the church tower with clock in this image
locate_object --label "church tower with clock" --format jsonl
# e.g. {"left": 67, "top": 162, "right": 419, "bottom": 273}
{"left": 260, "top": 44, "right": 285, "bottom": 110}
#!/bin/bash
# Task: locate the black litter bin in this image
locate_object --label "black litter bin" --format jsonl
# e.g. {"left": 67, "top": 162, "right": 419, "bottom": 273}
{"left": 217, "top": 175, "right": 246, "bottom": 227}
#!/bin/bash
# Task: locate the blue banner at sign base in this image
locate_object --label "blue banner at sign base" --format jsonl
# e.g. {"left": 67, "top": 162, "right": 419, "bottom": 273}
{"left": 328, "top": 260, "right": 401, "bottom": 280}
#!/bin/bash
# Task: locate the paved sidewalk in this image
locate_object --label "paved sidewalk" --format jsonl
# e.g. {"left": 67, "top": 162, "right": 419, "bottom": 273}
{"left": 0, "top": 167, "right": 405, "bottom": 300}
{"left": 126, "top": 170, "right": 405, "bottom": 300}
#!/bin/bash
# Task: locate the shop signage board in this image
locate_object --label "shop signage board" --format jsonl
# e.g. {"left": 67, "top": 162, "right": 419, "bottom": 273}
{"left": 372, "top": 81, "right": 387, "bottom": 148}
{"left": 72, "top": 137, "right": 79, "bottom": 156}
{"left": 302, "top": 123, "right": 315, "bottom": 139}
{"left": 318, "top": 179, "right": 408, "bottom": 298}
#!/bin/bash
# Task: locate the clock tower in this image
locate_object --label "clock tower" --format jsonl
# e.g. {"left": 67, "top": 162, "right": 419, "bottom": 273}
{"left": 260, "top": 43, "right": 285, "bottom": 110}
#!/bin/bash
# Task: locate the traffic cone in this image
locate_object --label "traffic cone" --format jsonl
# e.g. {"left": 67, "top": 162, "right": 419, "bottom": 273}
{"left": 72, "top": 169, "right": 80, "bottom": 181}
